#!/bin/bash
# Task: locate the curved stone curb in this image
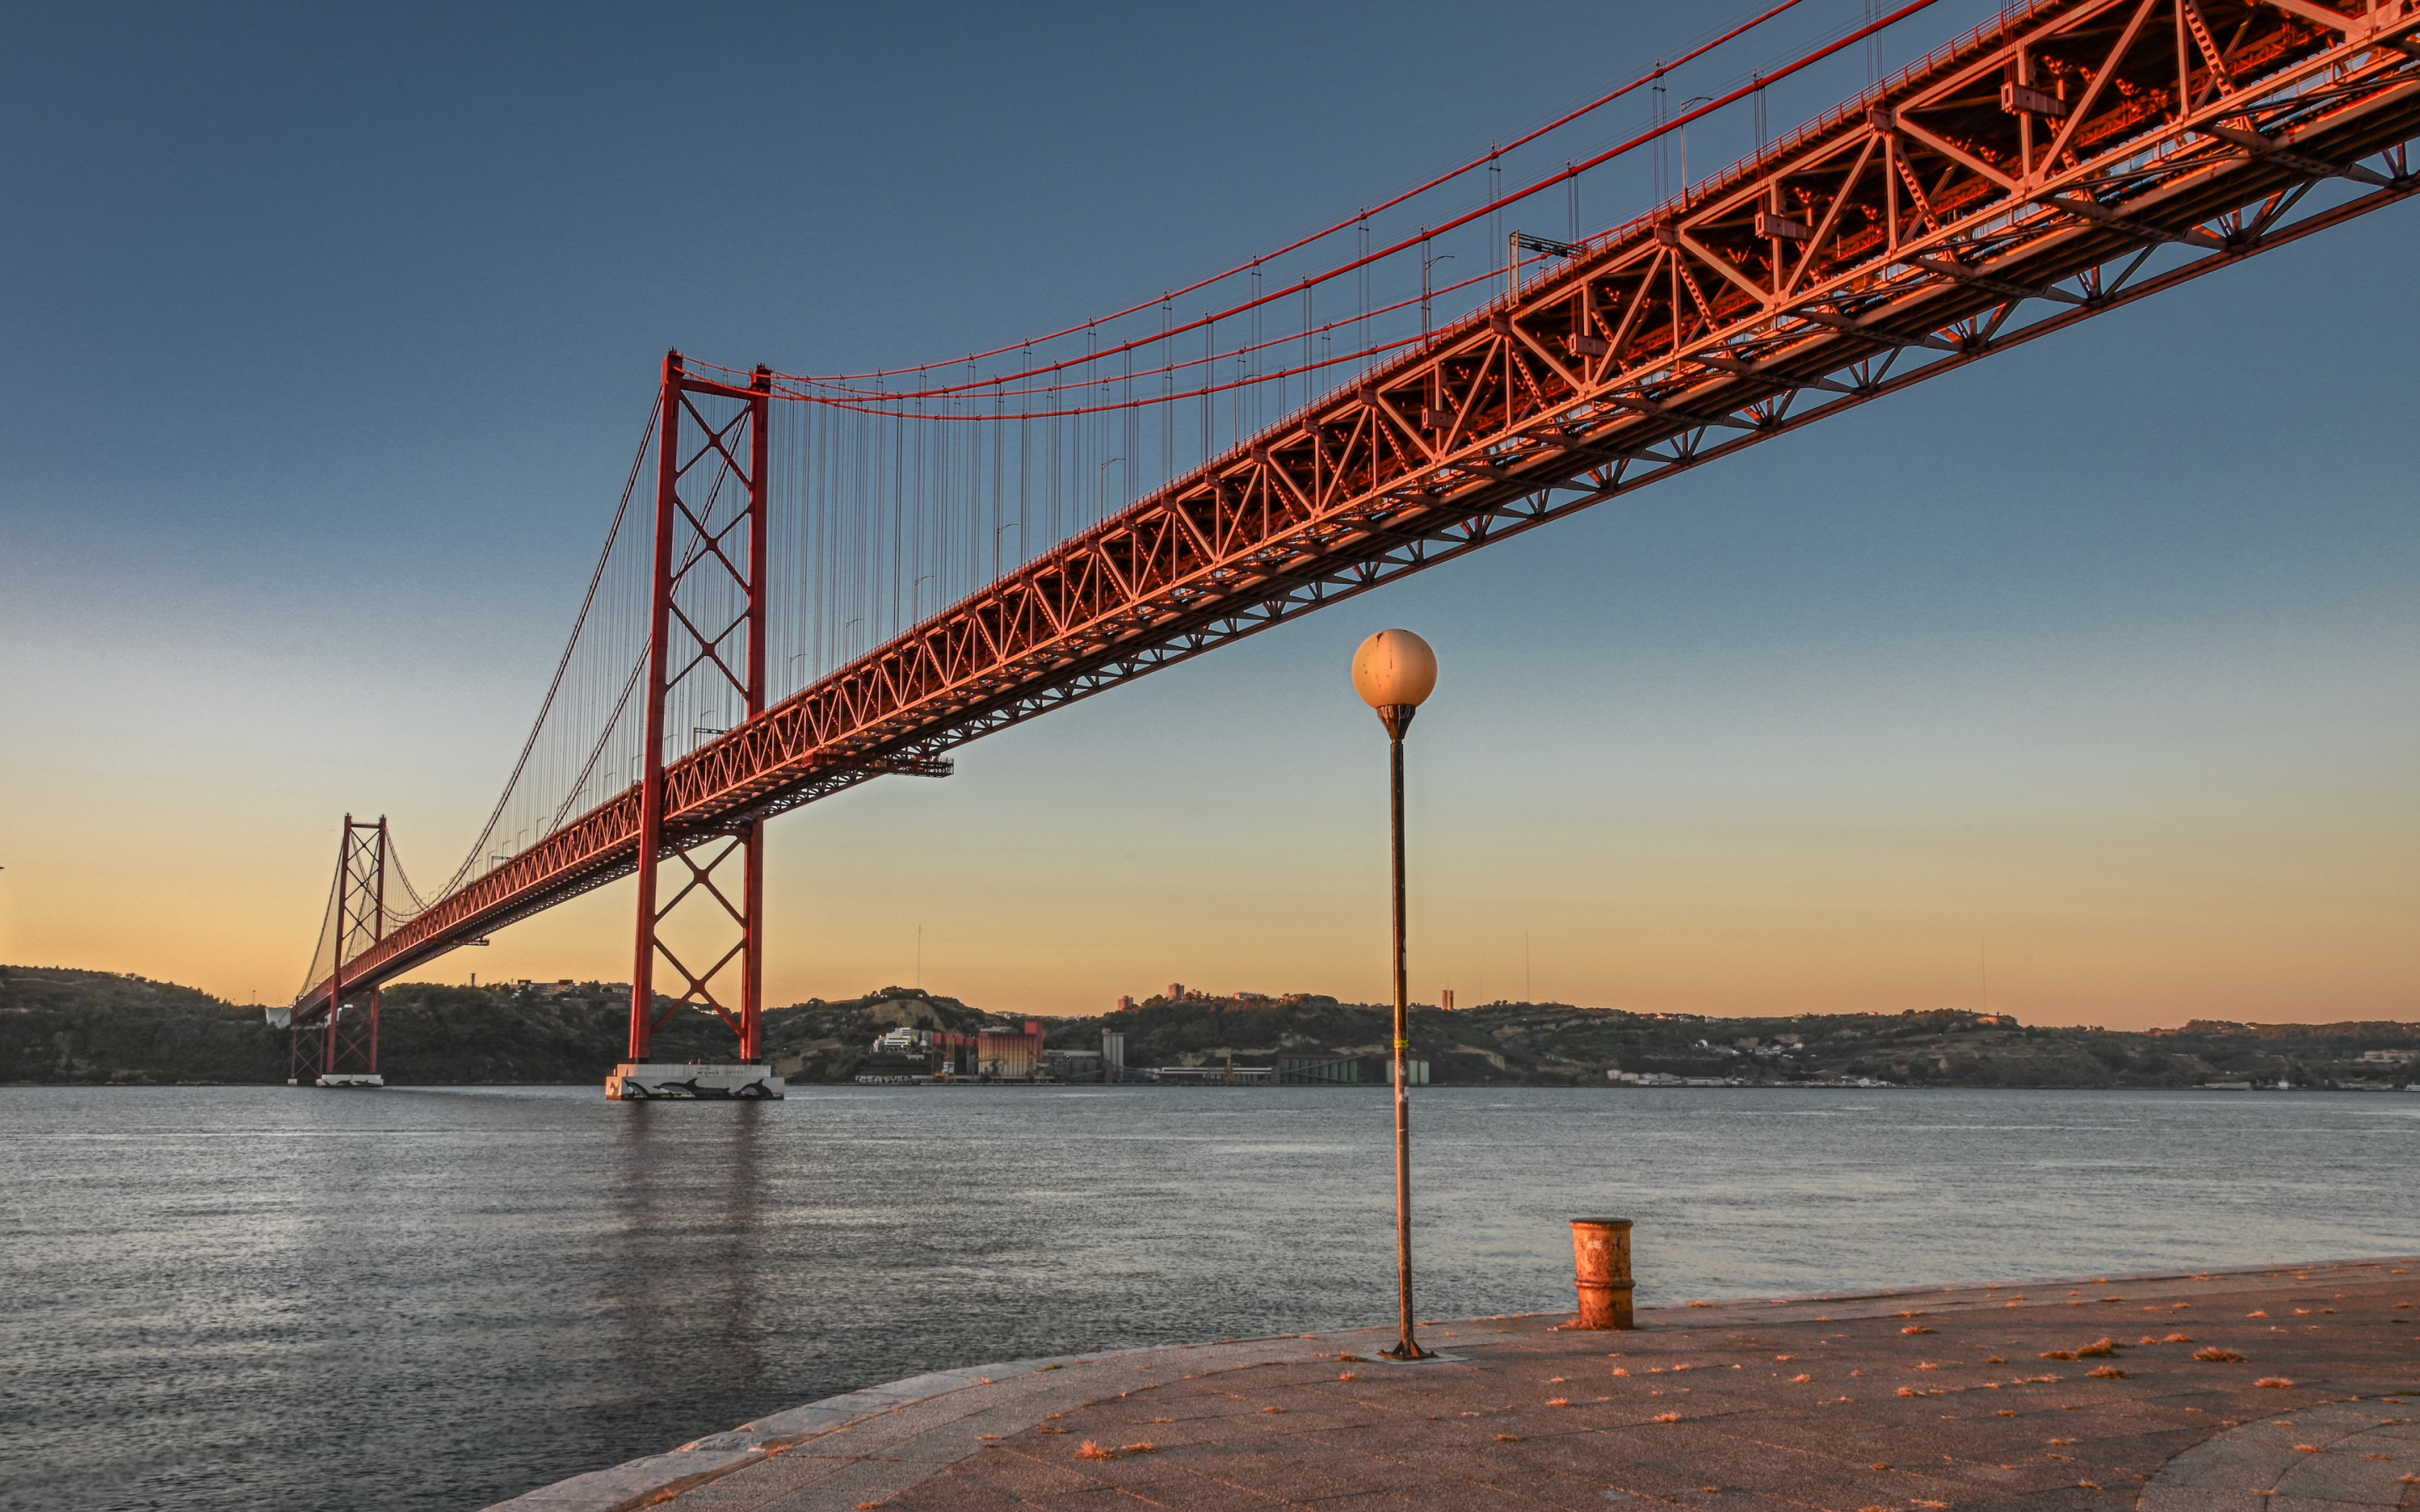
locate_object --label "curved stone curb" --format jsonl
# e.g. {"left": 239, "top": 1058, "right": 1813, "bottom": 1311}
{"left": 2138, "top": 1397, "right": 2420, "bottom": 1509}
{"left": 481, "top": 1323, "right": 1455, "bottom": 1512}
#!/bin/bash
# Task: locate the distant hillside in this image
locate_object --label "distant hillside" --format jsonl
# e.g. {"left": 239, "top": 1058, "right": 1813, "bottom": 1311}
{"left": 4, "top": 965, "right": 2413, "bottom": 1089}
{"left": 0, "top": 967, "right": 276, "bottom": 1083}
{"left": 0, "top": 967, "right": 995, "bottom": 1086}
{"left": 1053, "top": 990, "right": 2420, "bottom": 1090}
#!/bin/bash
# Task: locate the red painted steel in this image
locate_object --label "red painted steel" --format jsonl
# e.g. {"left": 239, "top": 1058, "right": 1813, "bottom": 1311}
{"left": 627, "top": 356, "right": 772, "bottom": 1063}
{"left": 296, "top": 816, "right": 387, "bottom": 1078}
{"left": 299, "top": 0, "right": 2418, "bottom": 1011}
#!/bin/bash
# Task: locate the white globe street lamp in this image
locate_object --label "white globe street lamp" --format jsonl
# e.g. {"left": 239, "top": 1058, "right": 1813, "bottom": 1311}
{"left": 1352, "top": 627, "right": 1437, "bottom": 1362}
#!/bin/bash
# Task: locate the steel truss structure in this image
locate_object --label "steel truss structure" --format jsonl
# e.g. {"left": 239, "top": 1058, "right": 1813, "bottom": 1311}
{"left": 300, "top": 0, "right": 2418, "bottom": 1013}
{"left": 292, "top": 816, "right": 387, "bottom": 1080}
{"left": 627, "top": 355, "right": 771, "bottom": 1063}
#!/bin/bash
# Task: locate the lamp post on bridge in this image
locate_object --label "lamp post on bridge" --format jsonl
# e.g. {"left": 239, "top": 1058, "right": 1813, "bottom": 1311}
{"left": 1352, "top": 627, "right": 1438, "bottom": 1363}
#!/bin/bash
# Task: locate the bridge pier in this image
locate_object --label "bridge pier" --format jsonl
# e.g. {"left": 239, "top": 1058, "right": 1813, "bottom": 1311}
{"left": 605, "top": 1062, "right": 785, "bottom": 1100}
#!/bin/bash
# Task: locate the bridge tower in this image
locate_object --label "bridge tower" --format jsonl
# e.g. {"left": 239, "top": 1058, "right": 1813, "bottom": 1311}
{"left": 292, "top": 814, "right": 387, "bottom": 1088}
{"left": 609, "top": 351, "right": 785, "bottom": 1100}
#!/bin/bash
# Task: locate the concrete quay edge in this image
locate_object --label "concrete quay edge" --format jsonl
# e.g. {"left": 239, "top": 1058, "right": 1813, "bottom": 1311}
{"left": 483, "top": 1334, "right": 1374, "bottom": 1512}
{"left": 483, "top": 1253, "right": 2417, "bottom": 1512}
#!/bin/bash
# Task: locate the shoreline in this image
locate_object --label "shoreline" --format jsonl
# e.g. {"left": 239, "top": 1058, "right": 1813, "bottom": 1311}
{"left": 489, "top": 1255, "right": 2420, "bottom": 1511}
{"left": 13, "top": 1079, "right": 2419, "bottom": 1091}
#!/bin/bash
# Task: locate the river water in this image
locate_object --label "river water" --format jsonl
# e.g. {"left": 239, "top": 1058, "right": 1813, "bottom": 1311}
{"left": 3, "top": 1084, "right": 2414, "bottom": 1511}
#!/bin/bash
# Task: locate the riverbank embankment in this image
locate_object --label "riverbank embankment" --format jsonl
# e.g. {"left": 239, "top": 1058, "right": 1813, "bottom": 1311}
{"left": 492, "top": 1257, "right": 2420, "bottom": 1510}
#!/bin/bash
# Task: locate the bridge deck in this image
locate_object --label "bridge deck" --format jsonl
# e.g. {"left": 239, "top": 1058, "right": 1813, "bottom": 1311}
{"left": 305, "top": 0, "right": 2420, "bottom": 1015}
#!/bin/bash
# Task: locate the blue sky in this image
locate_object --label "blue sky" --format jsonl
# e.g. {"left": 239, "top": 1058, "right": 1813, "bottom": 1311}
{"left": 3, "top": 2, "right": 2414, "bottom": 1026}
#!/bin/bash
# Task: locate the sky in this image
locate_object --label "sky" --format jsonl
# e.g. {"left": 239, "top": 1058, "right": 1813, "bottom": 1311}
{"left": 2, "top": 2, "right": 2414, "bottom": 1031}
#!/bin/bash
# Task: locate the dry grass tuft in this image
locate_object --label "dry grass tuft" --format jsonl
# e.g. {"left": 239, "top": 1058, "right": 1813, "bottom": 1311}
{"left": 2040, "top": 1351, "right": 2075, "bottom": 1360}
{"left": 1686, "top": 1300, "right": 1714, "bottom": 1309}
{"left": 1897, "top": 1387, "right": 1919, "bottom": 1398}
{"left": 1984, "top": 1356, "right": 2006, "bottom": 1364}
{"left": 2086, "top": 1365, "right": 2128, "bottom": 1379}
{"left": 1037, "top": 1426, "right": 1068, "bottom": 1436}
{"left": 1119, "top": 1441, "right": 1160, "bottom": 1454}
{"left": 1260, "top": 1405, "right": 1285, "bottom": 1414}
{"left": 2166, "top": 1333, "right": 2194, "bottom": 1343}
{"left": 1337, "top": 1372, "right": 1356, "bottom": 1383}
{"left": 2256, "top": 1377, "right": 2295, "bottom": 1389}
{"left": 2294, "top": 1444, "right": 2321, "bottom": 1452}
{"left": 1995, "top": 1409, "right": 2017, "bottom": 1417}
{"left": 1546, "top": 1397, "right": 1570, "bottom": 1407}
{"left": 1495, "top": 1432, "right": 1523, "bottom": 1441}
{"left": 1651, "top": 1412, "right": 1681, "bottom": 1423}
{"left": 1790, "top": 1373, "right": 1812, "bottom": 1383}
{"left": 2194, "top": 1347, "right": 2245, "bottom": 1362}
{"left": 1075, "top": 1441, "right": 1115, "bottom": 1461}
{"left": 1901, "top": 1325, "right": 1935, "bottom": 1335}
{"left": 2075, "top": 1338, "right": 2121, "bottom": 1357}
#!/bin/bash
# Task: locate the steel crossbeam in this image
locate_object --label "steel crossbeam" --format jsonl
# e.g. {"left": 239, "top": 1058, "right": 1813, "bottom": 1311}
{"left": 299, "top": 0, "right": 2417, "bottom": 1012}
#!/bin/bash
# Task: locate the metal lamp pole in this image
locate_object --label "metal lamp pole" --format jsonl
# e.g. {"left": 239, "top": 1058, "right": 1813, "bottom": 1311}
{"left": 1353, "top": 628, "right": 1438, "bottom": 1362}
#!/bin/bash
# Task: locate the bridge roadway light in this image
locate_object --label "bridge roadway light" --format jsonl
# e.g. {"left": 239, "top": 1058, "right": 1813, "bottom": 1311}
{"left": 1351, "top": 627, "right": 1438, "bottom": 1363}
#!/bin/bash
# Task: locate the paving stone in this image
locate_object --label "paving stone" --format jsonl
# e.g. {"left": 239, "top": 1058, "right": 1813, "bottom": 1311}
{"left": 492, "top": 1257, "right": 2420, "bottom": 1512}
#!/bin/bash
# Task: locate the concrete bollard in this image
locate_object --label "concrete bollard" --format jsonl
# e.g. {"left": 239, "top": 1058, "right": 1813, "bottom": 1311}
{"left": 1569, "top": 1218, "right": 1634, "bottom": 1330}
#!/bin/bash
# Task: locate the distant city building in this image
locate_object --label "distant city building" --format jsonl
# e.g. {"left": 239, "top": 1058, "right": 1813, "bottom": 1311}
{"left": 1115, "top": 995, "right": 1134, "bottom": 1013}
{"left": 1041, "top": 1048, "right": 1102, "bottom": 1082}
{"left": 977, "top": 1021, "right": 1045, "bottom": 1081}
{"left": 1147, "top": 1064, "right": 1274, "bottom": 1084}
{"left": 1277, "top": 1054, "right": 1427, "bottom": 1085}
{"left": 860, "top": 1025, "right": 979, "bottom": 1081}
{"left": 1280, "top": 1054, "right": 1365, "bottom": 1085}
{"left": 1101, "top": 1031, "right": 1125, "bottom": 1081}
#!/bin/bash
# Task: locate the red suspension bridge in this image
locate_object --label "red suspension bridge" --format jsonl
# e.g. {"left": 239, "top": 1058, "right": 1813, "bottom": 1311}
{"left": 289, "top": 0, "right": 2419, "bottom": 1094}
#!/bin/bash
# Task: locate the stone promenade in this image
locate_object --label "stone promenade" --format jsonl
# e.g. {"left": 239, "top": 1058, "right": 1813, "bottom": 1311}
{"left": 496, "top": 1258, "right": 2420, "bottom": 1512}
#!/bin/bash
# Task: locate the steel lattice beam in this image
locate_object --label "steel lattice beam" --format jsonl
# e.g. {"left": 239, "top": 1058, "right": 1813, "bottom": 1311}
{"left": 301, "top": 0, "right": 2417, "bottom": 1011}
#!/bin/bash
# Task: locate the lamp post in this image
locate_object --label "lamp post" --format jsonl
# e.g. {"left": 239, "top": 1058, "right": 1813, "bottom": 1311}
{"left": 1351, "top": 627, "right": 1438, "bottom": 1362}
